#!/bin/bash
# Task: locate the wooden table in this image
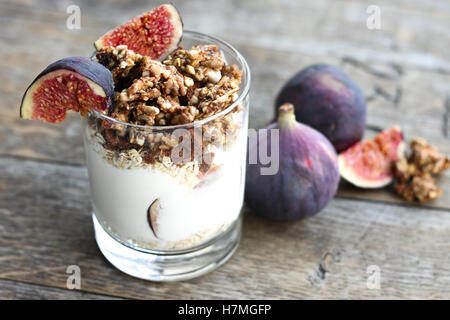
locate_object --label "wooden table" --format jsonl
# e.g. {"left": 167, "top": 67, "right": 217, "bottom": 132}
{"left": 1, "top": 0, "right": 449, "bottom": 299}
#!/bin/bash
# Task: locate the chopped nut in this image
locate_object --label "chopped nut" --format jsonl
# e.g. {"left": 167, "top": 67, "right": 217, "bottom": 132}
{"left": 186, "top": 65, "right": 195, "bottom": 75}
{"left": 395, "top": 174, "right": 442, "bottom": 203}
{"left": 188, "top": 49, "right": 199, "bottom": 59}
{"left": 394, "top": 138, "right": 449, "bottom": 202}
{"left": 190, "top": 95, "right": 199, "bottom": 105}
{"left": 206, "top": 70, "right": 222, "bottom": 83}
{"left": 184, "top": 76, "right": 194, "bottom": 87}
{"left": 409, "top": 138, "right": 450, "bottom": 174}
{"left": 92, "top": 44, "right": 244, "bottom": 171}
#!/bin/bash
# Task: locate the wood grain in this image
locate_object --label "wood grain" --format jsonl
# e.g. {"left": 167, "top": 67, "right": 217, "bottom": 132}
{"left": 0, "top": 279, "right": 122, "bottom": 300}
{"left": 0, "top": 156, "right": 449, "bottom": 299}
{"left": 3, "top": 45, "right": 450, "bottom": 208}
{"left": 1, "top": 6, "right": 449, "bottom": 208}
{"left": 2, "top": 0, "right": 449, "bottom": 68}
{"left": 1, "top": 0, "right": 449, "bottom": 299}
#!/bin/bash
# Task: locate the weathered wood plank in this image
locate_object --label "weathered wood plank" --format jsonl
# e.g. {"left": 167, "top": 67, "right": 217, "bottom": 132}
{"left": 337, "top": 178, "right": 450, "bottom": 211}
{"left": 1, "top": 0, "right": 449, "bottom": 72}
{"left": 4, "top": 42, "right": 449, "bottom": 156}
{"left": 2, "top": 40, "right": 449, "bottom": 208}
{"left": 0, "top": 156, "right": 449, "bottom": 299}
{"left": 2, "top": 0, "right": 449, "bottom": 149}
{"left": 0, "top": 279, "right": 122, "bottom": 300}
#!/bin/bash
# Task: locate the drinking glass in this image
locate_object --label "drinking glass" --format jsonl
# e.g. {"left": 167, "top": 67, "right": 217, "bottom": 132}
{"left": 81, "top": 31, "right": 250, "bottom": 281}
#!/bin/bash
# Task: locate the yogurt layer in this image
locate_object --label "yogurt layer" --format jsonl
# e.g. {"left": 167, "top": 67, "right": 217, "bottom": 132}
{"left": 84, "top": 125, "right": 246, "bottom": 250}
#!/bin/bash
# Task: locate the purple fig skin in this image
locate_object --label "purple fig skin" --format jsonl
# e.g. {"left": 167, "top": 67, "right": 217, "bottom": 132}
{"left": 275, "top": 64, "right": 366, "bottom": 152}
{"left": 148, "top": 199, "right": 161, "bottom": 238}
{"left": 20, "top": 57, "right": 114, "bottom": 117}
{"left": 245, "top": 104, "right": 340, "bottom": 221}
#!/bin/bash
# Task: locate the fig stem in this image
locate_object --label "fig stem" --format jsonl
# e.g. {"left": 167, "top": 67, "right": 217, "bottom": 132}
{"left": 278, "top": 103, "right": 296, "bottom": 124}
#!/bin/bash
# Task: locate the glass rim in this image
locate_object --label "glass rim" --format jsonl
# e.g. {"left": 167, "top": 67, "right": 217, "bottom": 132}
{"left": 90, "top": 30, "right": 251, "bottom": 130}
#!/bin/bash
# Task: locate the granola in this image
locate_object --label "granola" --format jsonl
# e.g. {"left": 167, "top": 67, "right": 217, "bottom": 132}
{"left": 89, "top": 44, "right": 244, "bottom": 178}
{"left": 394, "top": 138, "right": 450, "bottom": 202}
{"left": 94, "top": 44, "right": 241, "bottom": 127}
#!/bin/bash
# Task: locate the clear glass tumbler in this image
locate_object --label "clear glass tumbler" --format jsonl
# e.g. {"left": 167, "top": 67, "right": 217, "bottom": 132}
{"left": 81, "top": 31, "right": 250, "bottom": 281}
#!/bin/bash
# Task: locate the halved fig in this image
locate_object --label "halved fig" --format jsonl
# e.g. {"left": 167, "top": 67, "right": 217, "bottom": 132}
{"left": 148, "top": 199, "right": 162, "bottom": 238}
{"left": 20, "top": 57, "right": 114, "bottom": 123}
{"left": 338, "top": 126, "right": 405, "bottom": 188}
{"left": 94, "top": 4, "right": 183, "bottom": 60}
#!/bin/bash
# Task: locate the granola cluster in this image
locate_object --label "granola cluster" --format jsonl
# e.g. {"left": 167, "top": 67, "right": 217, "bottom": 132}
{"left": 94, "top": 44, "right": 241, "bottom": 127}
{"left": 394, "top": 138, "right": 450, "bottom": 202}
{"left": 89, "top": 44, "right": 244, "bottom": 172}
{"left": 163, "top": 45, "right": 241, "bottom": 118}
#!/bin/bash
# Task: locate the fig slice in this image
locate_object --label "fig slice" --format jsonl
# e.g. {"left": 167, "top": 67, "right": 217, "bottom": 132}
{"left": 20, "top": 57, "right": 114, "bottom": 124}
{"left": 148, "top": 199, "right": 162, "bottom": 238}
{"left": 94, "top": 4, "right": 183, "bottom": 61}
{"left": 338, "top": 126, "right": 405, "bottom": 188}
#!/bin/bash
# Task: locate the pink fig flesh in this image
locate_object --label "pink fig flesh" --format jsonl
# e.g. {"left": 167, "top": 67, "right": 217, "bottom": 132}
{"left": 94, "top": 4, "right": 183, "bottom": 61}
{"left": 20, "top": 57, "right": 114, "bottom": 123}
{"left": 338, "top": 126, "right": 405, "bottom": 188}
{"left": 148, "top": 199, "right": 162, "bottom": 238}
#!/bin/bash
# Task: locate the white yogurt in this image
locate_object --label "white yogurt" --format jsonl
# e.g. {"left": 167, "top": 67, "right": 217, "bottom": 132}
{"left": 83, "top": 127, "right": 246, "bottom": 250}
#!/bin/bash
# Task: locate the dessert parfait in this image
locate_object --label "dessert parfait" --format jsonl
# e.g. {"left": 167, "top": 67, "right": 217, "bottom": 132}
{"left": 19, "top": 4, "right": 250, "bottom": 280}
{"left": 86, "top": 41, "right": 247, "bottom": 250}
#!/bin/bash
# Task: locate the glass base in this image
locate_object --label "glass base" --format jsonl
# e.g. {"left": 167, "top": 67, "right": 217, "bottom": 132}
{"left": 92, "top": 213, "right": 241, "bottom": 282}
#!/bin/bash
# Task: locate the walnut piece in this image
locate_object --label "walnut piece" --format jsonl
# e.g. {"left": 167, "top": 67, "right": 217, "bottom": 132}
{"left": 92, "top": 44, "right": 244, "bottom": 170}
{"left": 95, "top": 44, "right": 242, "bottom": 127}
{"left": 394, "top": 138, "right": 450, "bottom": 202}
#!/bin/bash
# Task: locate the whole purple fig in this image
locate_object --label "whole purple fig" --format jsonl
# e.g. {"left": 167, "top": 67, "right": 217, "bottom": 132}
{"left": 275, "top": 64, "right": 366, "bottom": 152}
{"left": 245, "top": 103, "right": 340, "bottom": 221}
